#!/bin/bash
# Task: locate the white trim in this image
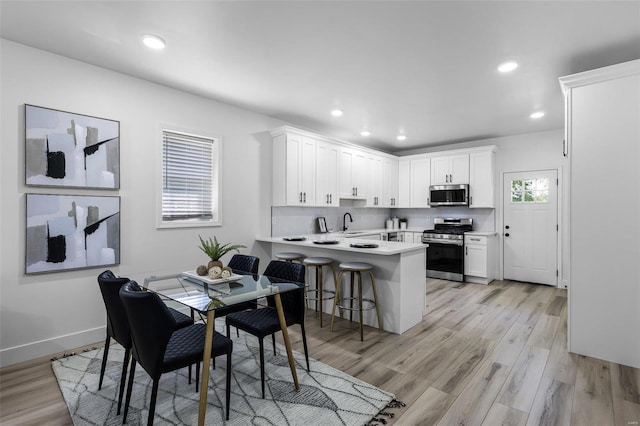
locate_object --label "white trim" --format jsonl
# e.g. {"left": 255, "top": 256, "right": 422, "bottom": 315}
{"left": 0, "top": 326, "right": 105, "bottom": 368}
{"left": 156, "top": 123, "right": 223, "bottom": 229}
{"left": 559, "top": 59, "right": 640, "bottom": 93}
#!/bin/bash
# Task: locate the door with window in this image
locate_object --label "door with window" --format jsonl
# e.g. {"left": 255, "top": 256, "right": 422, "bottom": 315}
{"left": 503, "top": 170, "right": 558, "bottom": 286}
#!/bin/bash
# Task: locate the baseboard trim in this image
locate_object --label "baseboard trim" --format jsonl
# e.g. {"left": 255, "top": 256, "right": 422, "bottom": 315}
{"left": 0, "top": 326, "right": 105, "bottom": 368}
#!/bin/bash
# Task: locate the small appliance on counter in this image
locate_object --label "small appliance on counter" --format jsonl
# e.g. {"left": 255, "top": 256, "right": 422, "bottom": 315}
{"left": 386, "top": 218, "right": 393, "bottom": 229}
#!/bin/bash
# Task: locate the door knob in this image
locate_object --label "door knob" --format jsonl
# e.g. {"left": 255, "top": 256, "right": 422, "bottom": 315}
{"left": 505, "top": 225, "right": 510, "bottom": 229}
{"left": 505, "top": 233, "right": 510, "bottom": 237}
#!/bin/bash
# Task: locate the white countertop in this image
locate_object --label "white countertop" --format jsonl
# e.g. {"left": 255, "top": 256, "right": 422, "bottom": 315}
{"left": 257, "top": 234, "right": 426, "bottom": 255}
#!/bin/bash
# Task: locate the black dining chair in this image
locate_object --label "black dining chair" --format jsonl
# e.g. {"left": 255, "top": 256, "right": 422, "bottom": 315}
{"left": 97, "top": 270, "right": 194, "bottom": 415}
{"left": 227, "top": 254, "right": 259, "bottom": 275}
{"left": 120, "top": 281, "right": 233, "bottom": 425}
{"left": 215, "top": 254, "right": 260, "bottom": 339}
{"left": 225, "top": 260, "right": 309, "bottom": 398}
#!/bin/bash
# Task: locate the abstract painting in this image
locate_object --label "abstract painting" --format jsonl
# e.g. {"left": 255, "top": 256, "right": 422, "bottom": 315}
{"left": 25, "top": 105, "right": 120, "bottom": 189}
{"left": 26, "top": 194, "right": 120, "bottom": 274}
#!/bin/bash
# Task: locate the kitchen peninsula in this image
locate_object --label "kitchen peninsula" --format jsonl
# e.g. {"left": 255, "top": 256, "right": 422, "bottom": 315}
{"left": 256, "top": 235, "right": 426, "bottom": 334}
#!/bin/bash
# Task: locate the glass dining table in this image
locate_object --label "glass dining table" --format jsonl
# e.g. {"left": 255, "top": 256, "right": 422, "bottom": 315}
{"left": 143, "top": 271, "right": 302, "bottom": 426}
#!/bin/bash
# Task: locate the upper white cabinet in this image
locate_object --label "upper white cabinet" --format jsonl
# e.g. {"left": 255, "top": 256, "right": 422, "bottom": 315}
{"left": 272, "top": 125, "right": 496, "bottom": 211}
{"left": 272, "top": 131, "right": 316, "bottom": 206}
{"left": 316, "top": 140, "right": 339, "bottom": 206}
{"left": 366, "top": 153, "right": 383, "bottom": 206}
{"left": 397, "top": 159, "right": 410, "bottom": 208}
{"left": 431, "top": 153, "right": 469, "bottom": 185}
{"left": 410, "top": 158, "right": 431, "bottom": 207}
{"left": 382, "top": 157, "right": 399, "bottom": 207}
{"left": 469, "top": 149, "right": 496, "bottom": 208}
{"left": 339, "top": 146, "right": 368, "bottom": 199}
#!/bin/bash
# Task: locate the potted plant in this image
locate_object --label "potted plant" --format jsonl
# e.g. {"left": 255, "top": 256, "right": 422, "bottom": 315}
{"left": 197, "top": 235, "right": 246, "bottom": 277}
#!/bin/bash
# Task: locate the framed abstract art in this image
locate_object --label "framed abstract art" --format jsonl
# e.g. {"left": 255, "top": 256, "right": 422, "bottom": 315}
{"left": 26, "top": 194, "right": 120, "bottom": 274}
{"left": 25, "top": 105, "right": 120, "bottom": 189}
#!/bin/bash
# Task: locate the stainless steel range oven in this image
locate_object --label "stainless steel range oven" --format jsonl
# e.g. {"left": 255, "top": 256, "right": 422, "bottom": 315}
{"left": 422, "top": 218, "right": 473, "bottom": 282}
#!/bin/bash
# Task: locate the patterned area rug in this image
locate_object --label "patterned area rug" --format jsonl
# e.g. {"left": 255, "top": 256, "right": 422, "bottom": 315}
{"left": 52, "top": 322, "right": 394, "bottom": 425}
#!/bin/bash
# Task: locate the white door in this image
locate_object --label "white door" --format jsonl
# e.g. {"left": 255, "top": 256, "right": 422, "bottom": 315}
{"left": 503, "top": 170, "right": 558, "bottom": 286}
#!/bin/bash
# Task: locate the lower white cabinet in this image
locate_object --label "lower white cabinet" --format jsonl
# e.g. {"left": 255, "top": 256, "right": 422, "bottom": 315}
{"left": 464, "top": 234, "right": 496, "bottom": 284}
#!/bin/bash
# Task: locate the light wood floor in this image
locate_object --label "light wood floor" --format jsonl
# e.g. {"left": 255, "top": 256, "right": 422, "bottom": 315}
{"left": 1, "top": 279, "right": 639, "bottom": 425}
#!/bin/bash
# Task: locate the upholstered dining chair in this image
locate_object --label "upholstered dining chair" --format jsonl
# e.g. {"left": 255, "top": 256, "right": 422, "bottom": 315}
{"left": 120, "top": 281, "right": 233, "bottom": 425}
{"left": 227, "top": 253, "right": 259, "bottom": 275}
{"left": 96, "top": 270, "right": 194, "bottom": 415}
{"left": 216, "top": 254, "right": 260, "bottom": 338}
{"left": 225, "top": 260, "right": 309, "bottom": 398}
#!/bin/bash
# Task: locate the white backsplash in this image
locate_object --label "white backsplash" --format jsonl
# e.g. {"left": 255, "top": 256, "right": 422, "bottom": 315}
{"left": 271, "top": 206, "right": 495, "bottom": 236}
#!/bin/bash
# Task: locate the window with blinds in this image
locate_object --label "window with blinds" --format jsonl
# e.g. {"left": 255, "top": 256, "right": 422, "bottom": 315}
{"left": 161, "top": 130, "right": 218, "bottom": 225}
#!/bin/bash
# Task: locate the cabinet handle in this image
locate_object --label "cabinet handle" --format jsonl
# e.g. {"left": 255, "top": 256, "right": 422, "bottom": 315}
{"left": 299, "top": 192, "right": 303, "bottom": 203}
{"left": 352, "top": 187, "right": 355, "bottom": 196}
{"left": 470, "top": 238, "right": 480, "bottom": 241}
{"left": 326, "top": 194, "right": 329, "bottom": 204}
{"left": 355, "top": 187, "right": 358, "bottom": 196}
{"left": 466, "top": 246, "right": 468, "bottom": 255}
{"left": 330, "top": 194, "right": 332, "bottom": 204}
{"left": 303, "top": 192, "right": 306, "bottom": 203}
{"left": 470, "top": 196, "right": 473, "bottom": 205}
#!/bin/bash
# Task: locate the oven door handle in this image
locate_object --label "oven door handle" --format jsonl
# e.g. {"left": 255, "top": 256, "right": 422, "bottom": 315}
{"left": 423, "top": 239, "right": 464, "bottom": 246}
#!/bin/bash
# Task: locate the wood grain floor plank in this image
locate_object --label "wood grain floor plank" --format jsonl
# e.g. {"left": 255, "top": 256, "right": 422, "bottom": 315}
{"left": 432, "top": 337, "right": 497, "bottom": 396}
{"left": 527, "top": 314, "right": 560, "bottom": 349}
{"left": 572, "top": 356, "right": 615, "bottom": 426}
{"left": 482, "top": 402, "right": 528, "bottom": 426}
{"left": 497, "top": 345, "right": 550, "bottom": 413}
{"left": 399, "top": 386, "right": 457, "bottom": 426}
{"left": 526, "top": 377, "right": 574, "bottom": 426}
{"left": 436, "top": 361, "right": 511, "bottom": 426}
{"left": 489, "top": 322, "right": 535, "bottom": 366}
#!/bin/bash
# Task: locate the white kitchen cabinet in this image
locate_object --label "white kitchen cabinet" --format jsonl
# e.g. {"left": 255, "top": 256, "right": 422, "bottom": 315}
{"left": 464, "top": 234, "right": 495, "bottom": 284}
{"left": 410, "top": 157, "right": 431, "bottom": 207}
{"left": 382, "top": 157, "right": 399, "bottom": 207}
{"left": 469, "top": 149, "right": 495, "bottom": 208}
{"left": 316, "top": 140, "right": 339, "bottom": 207}
{"left": 397, "top": 159, "right": 410, "bottom": 208}
{"left": 339, "top": 146, "right": 367, "bottom": 199}
{"left": 366, "top": 154, "right": 383, "bottom": 207}
{"left": 431, "top": 153, "right": 469, "bottom": 185}
{"left": 560, "top": 60, "right": 640, "bottom": 368}
{"left": 272, "top": 132, "right": 316, "bottom": 206}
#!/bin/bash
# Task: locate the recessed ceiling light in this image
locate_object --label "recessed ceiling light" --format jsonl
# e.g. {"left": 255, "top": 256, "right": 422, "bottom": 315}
{"left": 360, "top": 130, "right": 370, "bottom": 137}
{"left": 397, "top": 135, "right": 406, "bottom": 141}
{"left": 530, "top": 111, "right": 545, "bottom": 119}
{"left": 498, "top": 61, "right": 518, "bottom": 73}
{"left": 331, "top": 109, "right": 343, "bottom": 117}
{"left": 142, "top": 34, "right": 166, "bottom": 50}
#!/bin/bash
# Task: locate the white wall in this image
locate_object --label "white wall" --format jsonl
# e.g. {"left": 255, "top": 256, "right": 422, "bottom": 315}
{"left": 397, "top": 130, "right": 569, "bottom": 286}
{"left": 0, "top": 40, "right": 283, "bottom": 366}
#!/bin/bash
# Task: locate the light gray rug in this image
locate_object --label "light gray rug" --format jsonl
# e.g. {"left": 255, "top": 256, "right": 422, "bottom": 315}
{"left": 52, "top": 322, "right": 394, "bottom": 425}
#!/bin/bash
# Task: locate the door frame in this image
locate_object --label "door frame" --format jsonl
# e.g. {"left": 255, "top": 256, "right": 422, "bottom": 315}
{"left": 498, "top": 167, "right": 564, "bottom": 288}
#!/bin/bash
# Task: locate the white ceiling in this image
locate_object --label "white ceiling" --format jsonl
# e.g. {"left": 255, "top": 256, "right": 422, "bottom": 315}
{"left": 2, "top": 1, "right": 639, "bottom": 152}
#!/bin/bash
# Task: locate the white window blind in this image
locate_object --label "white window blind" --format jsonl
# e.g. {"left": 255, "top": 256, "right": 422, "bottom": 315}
{"left": 162, "top": 130, "right": 216, "bottom": 222}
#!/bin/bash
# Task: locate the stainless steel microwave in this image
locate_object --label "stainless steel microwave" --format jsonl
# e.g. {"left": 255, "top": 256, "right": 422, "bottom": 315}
{"left": 429, "top": 184, "right": 469, "bottom": 207}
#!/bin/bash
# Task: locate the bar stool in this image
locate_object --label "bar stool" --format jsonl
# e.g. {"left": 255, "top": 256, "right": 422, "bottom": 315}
{"left": 275, "top": 252, "right": 305, "bottom": 263}
{"left": 303, "top": 257, "right": 337, "bottom": 328}
{"left": 330, "top": 262, "right": 383, "bottom": 341}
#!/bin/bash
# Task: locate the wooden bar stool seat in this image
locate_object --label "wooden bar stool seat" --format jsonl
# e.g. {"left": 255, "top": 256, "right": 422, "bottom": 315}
{"left": 302, "top": 257, "right": 337, "bottom": 328}
{"left": 330, "top": 262, "right": 383, "bottom": 341}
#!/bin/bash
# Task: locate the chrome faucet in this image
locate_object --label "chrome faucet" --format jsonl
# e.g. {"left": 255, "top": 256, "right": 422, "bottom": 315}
{"left": 342, "top": 212, "right": 353, "bottom": 232}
